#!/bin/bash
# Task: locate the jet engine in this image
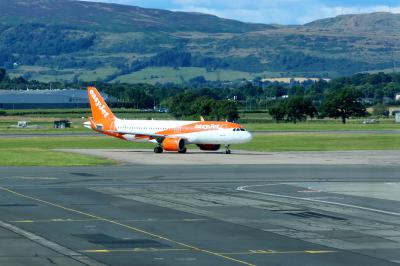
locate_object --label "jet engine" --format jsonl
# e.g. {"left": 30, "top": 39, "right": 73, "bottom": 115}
{"left": 197, "top": 144, "right": 221, "bottom": 151}
{"left": 163, "top": 138, "right": 187, "bottom": 153}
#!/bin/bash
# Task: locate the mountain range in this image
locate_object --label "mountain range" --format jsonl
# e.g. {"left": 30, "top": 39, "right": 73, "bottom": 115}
{"left": 0, "top": 0, "right": 399, "bottom": 83}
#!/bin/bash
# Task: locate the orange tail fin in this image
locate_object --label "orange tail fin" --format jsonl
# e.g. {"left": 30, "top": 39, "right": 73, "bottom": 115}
{"left": 87, "top": 87, "right": 115, "bottom": 123}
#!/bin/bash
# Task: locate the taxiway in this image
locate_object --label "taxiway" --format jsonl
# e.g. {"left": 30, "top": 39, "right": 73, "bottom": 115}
{"left": 0, "top": 162, "right": 400, "bottom": 265}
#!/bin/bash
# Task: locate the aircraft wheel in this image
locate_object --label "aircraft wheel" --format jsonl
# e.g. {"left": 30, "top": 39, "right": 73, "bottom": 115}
{"left": 154, "top": 146, "right": 163, "bottom": 153}
{"left": 225, "top": 144, "right": 231, "bottom": 154}
{"left": 178, "top": 148, "right": 187, "bottom": 154}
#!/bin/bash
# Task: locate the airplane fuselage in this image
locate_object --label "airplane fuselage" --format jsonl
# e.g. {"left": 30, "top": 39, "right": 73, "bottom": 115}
{"left": 85, "top": 119, "right": 252, "bottom": 145}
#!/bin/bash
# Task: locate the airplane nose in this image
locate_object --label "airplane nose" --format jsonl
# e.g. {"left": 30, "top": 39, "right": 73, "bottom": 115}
{"left": 244, "top": 131, "right": 253, "bottom": 142}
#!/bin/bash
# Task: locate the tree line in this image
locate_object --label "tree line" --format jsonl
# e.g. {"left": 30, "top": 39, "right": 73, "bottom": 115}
{"left": 165, "top": 91, "right": 239, "bottom": 121}
{"left": 1, "top": 67, "right": 399, "bottom": 123}
{"left": 268, "top": 86, "right": 366, "bottom": 124}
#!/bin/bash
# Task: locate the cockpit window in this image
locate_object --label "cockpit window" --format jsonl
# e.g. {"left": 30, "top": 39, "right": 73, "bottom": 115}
{"left": 233, "top": 128, "right": 246, "bottom": 131}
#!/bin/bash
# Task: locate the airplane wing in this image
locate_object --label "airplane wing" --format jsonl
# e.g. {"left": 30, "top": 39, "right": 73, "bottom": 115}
{"left": 104, "top": 130, "right": 166, "bottom": 139}
{"left": 87, "top": 117, "right": 179, "bottom": 140}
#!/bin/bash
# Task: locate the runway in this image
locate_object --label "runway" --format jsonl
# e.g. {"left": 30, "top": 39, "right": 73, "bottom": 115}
{"left": 1, "top": 164, "right": 400, "bottom": 265}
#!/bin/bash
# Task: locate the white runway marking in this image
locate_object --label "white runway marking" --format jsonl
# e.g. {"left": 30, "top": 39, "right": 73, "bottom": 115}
{"left": 237, "top": 184, "right": 400, "bottom": 217}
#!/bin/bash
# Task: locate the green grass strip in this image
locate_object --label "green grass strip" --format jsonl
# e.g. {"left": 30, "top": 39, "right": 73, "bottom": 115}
{"left": 0, "top": 134, "right": 399, "bottom": 166}
{"left": 0, "top": 148, "right": 114, "bottom": 167}
{"left": 235, "top": 134, "right": 400, "bottom": 152}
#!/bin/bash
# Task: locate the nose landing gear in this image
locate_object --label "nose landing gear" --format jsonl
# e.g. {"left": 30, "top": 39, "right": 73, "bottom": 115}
{"left": 225, "top": 145, "right": 231, "bottom": 154}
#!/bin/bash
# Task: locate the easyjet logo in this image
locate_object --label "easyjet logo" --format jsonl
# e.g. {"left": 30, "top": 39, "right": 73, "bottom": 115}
{"left": 194, "top": 124, "right": 221, "bottom": 130}
{"left": 89, "top": 89, "right": 109, "bottom": 119}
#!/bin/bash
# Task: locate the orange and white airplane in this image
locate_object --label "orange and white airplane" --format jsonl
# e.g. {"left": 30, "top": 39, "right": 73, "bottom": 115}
{"left": 84, "top": 87, "right": 252, "bottom": 154}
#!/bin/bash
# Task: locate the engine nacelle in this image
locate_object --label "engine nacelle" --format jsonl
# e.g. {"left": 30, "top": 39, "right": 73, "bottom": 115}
{"left": 163, "top": 138, "right": 186, "bottom": 152}
{"left": 197, "top": 144, "right": 221, "bottom": 151}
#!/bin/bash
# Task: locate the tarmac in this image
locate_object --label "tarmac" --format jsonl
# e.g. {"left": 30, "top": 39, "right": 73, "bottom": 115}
{"left": 0, "top": 154, "right": 400, "bottom": 265}
{"left": 59, "top": 148, "right": 400, "bottom": 166}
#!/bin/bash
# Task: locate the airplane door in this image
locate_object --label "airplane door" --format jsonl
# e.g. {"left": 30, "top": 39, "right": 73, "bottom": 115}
{"left": 219, "top": 127, "right": 226, "bottom": 137}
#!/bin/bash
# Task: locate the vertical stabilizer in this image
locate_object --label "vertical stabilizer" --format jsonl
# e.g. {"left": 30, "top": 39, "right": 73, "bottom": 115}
{"left": 87, "top": 87, "right": 115, "bottom": 122}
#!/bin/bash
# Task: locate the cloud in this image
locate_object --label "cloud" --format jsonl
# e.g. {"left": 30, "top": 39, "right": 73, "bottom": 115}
{"left": 78, "top": 0, "right": 400, "bottom": 24}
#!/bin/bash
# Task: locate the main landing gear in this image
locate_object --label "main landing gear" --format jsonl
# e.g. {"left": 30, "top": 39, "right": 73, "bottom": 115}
{"left": 154, "top": 146, "right": 163, "bottom": 154}
{"left": 225, "top": 145, "right": 231, "bottom": 154}
{"left": 178, "top": 148, "right": 187, "bottom": 154}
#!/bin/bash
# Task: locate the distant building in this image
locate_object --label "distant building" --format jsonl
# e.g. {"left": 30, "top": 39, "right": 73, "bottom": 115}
{"left": 0, "top": 89, "right": 109, "bottom": 109}
{"left": 54, "top": 120, "right": 72, "bottom": 128}
{"left": 388, "top": 106, "right": 400, "bottom": 116}
{"left": 261, "top": 77, "right": 331, "bottom": 84}
{"left": 396, "top": 113, "right": 400, "bottom": 123}
{"left": 361, "top": 98, "right": 374, "bottom": 105}
{"left": 396, "top": 94, "right": 400, "bottom": 101}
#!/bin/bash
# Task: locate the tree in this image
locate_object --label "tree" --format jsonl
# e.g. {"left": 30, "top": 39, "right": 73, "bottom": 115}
{"left": 211, "top": 100, "right": 239, "bottom": 121}
{"left": 269, "top": 96, "right": 317, "bottom": 123}
{"left": 289, "top": 86, "right": 305, "bottom": 96}
{"left": 285, "top": 96, "right": 317, "bottom": 123}
{"left": 166, "top": 91, "right": 199, "bottom": 118}
{"left": 267, "top": 85, "right": 287, "bottom": 98}
{"left": 321, "top": 86, "right": 366, "bottom": 124}
{"left": 0, "top": 68, "right": 5, "bottom": 82}
{"left": 268, "top": 101, "right": 286, "bottom": 123}
{"left": 191, "top": 96, "right": 214, "bottom": 116}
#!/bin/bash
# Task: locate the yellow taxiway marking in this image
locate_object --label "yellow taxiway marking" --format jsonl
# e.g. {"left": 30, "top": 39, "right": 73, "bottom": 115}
{"left": 79, "top": 248, "right": 336, "bottom": 255}
{"left": 81, "top": 248, "right": 189, "bottom": 253}
{"left": 10, "top": 218, "right": 208, "bottom": 223}
{"left": 221, "top": 249, "right": 336, "bottom": 255}
{"left": 0, "top": 187, "right": 255, "bottom": 266}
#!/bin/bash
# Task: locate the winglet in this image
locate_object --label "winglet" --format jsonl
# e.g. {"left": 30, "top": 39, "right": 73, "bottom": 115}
{"left": 200, "top": 116, "right": 205, "bottom": 121}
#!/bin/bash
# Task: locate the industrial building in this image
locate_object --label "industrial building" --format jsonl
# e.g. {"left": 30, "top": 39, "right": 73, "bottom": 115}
{"left": 0, "top": 89, "right": 109, "bottom": 109}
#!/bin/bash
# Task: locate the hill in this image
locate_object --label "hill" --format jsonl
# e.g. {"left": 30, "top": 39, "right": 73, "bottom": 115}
{"left": 305, "top": 12, "right": 400, "bottom": 34}
{"left": 0, "top": 0, "right": 399, "bottom": 83}
{"left": 0, "top": 0, "right": 271, "bottom": 33}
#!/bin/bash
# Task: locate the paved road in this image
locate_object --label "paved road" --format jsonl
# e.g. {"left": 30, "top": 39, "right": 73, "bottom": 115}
{"left": 252, "top": 129, "right": 400, "bottom": 135}
{"left": 0, "top": 132, "right": 97, "bottom": 138}
{"left": 0, "top": 165, "right": 400, "bottom": 266}
{"left": 60, "top": 149, "right": 400, "bottom": 166}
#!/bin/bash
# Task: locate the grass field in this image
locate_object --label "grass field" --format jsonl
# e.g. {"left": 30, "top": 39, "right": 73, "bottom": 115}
{"left": 8, "top": 66, "right": 118, "bottom": 83}
{"left": 112, "top": 67, "right": 255, "bottom": 84}
{"left": 0, "top": 136, "right": 135, "bottom": 166}
{"left": 0, "top": 108, "right": 399, "bottom": 166}
{"left": 244, "top": 122, "right": 400, "bottom": 131}
{"left": 1, "top": 113, "right": 399, "bottom": 134}
{"left": 0, "top": 148, "right": 114, "bottom": 167}
{"left": 0, "top": 136, "right": 146, "bottom": 166}
{"left": 0, "top": 133, "right": 399, "bottom": 166}
{"left": 235, "top": 134, "right": 400, "bottom": 152}
{"left": 0, "top": 121, "right": 399, "bottom": 134}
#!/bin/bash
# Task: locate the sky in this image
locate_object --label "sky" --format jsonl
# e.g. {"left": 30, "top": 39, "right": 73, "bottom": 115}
{"left": 82, "top": 0, "right": 400, "bottom": 25}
